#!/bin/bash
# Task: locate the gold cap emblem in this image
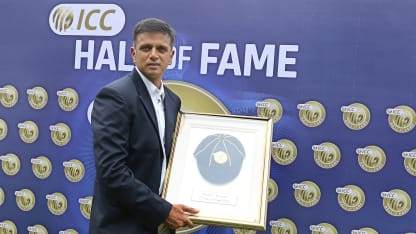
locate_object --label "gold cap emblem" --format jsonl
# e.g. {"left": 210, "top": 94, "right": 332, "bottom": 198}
{"left": 357, "top": 146, "right": 386, "bottom": 173}
{"left": 402, "top": 149, "right": 416, "bottom": 176}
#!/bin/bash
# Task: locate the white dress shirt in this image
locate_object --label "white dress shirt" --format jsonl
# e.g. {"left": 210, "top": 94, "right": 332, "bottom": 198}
{"left": 136, "top": 67, "right": 167, "bottom": 194}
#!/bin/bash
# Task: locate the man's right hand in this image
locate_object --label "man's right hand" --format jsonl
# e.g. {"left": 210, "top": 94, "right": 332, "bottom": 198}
{"left": 164, "top": 204, "right": 199, "bottom": 229}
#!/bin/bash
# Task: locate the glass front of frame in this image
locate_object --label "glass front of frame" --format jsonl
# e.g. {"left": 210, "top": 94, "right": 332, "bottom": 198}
{"left": 162, "top": 112, "right": 273, "bottom": 231}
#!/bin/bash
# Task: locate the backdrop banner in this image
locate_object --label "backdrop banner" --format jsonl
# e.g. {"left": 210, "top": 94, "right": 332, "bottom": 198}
{"left": 0, "top": 1, "right": 415, "bottom": 233}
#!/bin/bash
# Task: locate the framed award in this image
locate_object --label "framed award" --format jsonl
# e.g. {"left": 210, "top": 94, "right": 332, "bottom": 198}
{"left": 162, "top": 112, "right": 273, "bottom": 231}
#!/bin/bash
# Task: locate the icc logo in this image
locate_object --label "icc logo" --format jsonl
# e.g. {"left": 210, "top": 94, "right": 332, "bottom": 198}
{"left": 402, "top": 149, "right": 416, "bottom": 176}
{"left": 381, "top": 189, "right": 412, "bottom": 216}
{"left": 27, "top": 86, "right": 48, "bottom": 110}
{"left": 310, "top": 223, "right": 338, "bottom": 234}
{"left": 271, "top": 139, "right": 297, "bottom": 166}
{"left": 46, "top": 192, "right": 68, "bottom": 215}
{"left": 49, "top": 4, "right": 125, "bottom": 36}
{"left": 293, "top": 181, "right": 321, "bottom": 207}
{"left": 341, "top": 103, "right": 371, "bottom": 130}
{"left": 357, "top": 146, "right": 386, "bottom": 173}
{"left": 59, "top": 229, "right": 79, "bottom": 234}
{"left": 270, "top": 218, "right": 297, "bottom": 234}
{"left": 0, "top": 187, "right": 4, "bottom": 206}
{"left": 0, "top": 85, "right": 19, "bottom": 108}
{"left": 15, "top": 189, "right": 36, "bottom": 211}
{"left": 79, "top": 196, "right": 93, "bottom": 219}
{"left": 63, "top": 159, "right": 85, "bottom": 182}
{"left": 256, "top": 99, "right": 283, "bottom": 123}
{"left": 336, "top": 185, "right": 366, "bottom": 212}
{"left": 31, "top": 156, "right": 53, "bottom": 179}
{"left": 1, "top": 153, "right": 21, "bottom": 176}
{"left": 298, "top": 101, "right": 326, "bottom": 127}
{"left": 0, "top": 220, "right": 17, "bottom": 234}
{"left": 50, "top": 123, "right": 71, "bottom": 146}
{"left": 0, "top": 118, "right": 7, "bottom": 141}
{"left": 27, "top": 225, "right": 48, "bottom": 234}
{"left": 386, "top": 105, "right": 416, "bottom": 133}
{"left": 57, "top": 88, "right": 79, "bottom": 111}
{"left": 267, "top": 178, "right": 279, "bottom": 202}
{"left": 18, "top": 121, "right": 39, "bottom": 143}
{"left": 312, "top": 142, "right": 341, "bottom": 169}
{"left": 233, "top": 228, "right": 256, "bottom": 234}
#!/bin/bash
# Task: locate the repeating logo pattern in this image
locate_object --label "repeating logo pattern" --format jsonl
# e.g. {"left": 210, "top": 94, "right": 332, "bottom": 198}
{"left": 386, "top": 105, "right": 416, "bottom": 133}
{"left": 46, "top": 192, "right": 68, "bottom": 215}
{"left": 256, "top": 99, "right": 283, "bottom": 123}
{"left": 310, "top": 222, "right": 338, "bottom": 234}
{"left": 270, "top": 218, "right": 297, "bottom": 234}
{"left": 336, "top": 185, "right": 365, "bottom": 212}
{"left": 59, "top": 229, "right": 79, "bottom": 234}
{"left": 50, "top": 123, "right": 71, "bottom": 146}
{"left": 28, "top": 224, "right": 48, "bottom": 234}
{"left": 381, "top": 189, "right": 412, "bottom": 216}
{"left": 0, "top": 187, "right": 4, "bottom": 206}
{"left": 298, "top": 101, "right": 326, "bottom": 127}
{"left": 0, "top": 118, "right": 7, "bottom": 141}
{"left": 1, "top": 153, "right": 21, "bottom": 176}
{"left": 31, "top": 156, "right": 53, "bottom": 179}
{"left": 15, "top": 188, "right": 36, "bottom": 211}
{"left": 0, "top": 85, "right": 19, "bottom": 108}
{"left": 312, "top": 142, "right": 341, "bottom": 169}
{"left": 357, "top": 146, "right": 386, "bottom": 173}
{"left": 267, "top": 178, "right": 279, "bottom": 202}
{"left": 341, "top": 103, "right": 371, "bottom": 130}
{"left": 18, "top": 120, "right": 39, "bottom": 143}
{"left": 271, "top": 139, "right": 297, "bottom": 165}
{"left": 57, "top": 88, "right": 79, "bottom": 111}
{"left": 0, "top": 220, "right": 17, "bottom": 234}
{"left": 293, "top": 181, "right": 321, "bottom": 207}
{"left": 402, "top": 149, "right": 416, "bottom": 176}
{"left": 79, "top": 196, "right": 93, "bottom": 219}
{"left": 27, "top": 86, "right": 48, "bottom": 110}
{"left": 63, "top": 159, "right": 85, "bottom": 182}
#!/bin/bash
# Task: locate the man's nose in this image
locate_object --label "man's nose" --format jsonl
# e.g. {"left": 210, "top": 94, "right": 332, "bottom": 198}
{"left": 149, "top": 48, "right": 158, "bottom": 59}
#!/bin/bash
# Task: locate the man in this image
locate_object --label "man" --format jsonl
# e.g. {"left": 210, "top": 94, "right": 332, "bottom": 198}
{"left": 89, "top": 18, "right": 198, "bottom": 234}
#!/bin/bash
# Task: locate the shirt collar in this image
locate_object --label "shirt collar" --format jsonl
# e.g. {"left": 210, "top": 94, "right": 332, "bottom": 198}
{"left": 135, "top": 67, "right": 165, "bottom": 100}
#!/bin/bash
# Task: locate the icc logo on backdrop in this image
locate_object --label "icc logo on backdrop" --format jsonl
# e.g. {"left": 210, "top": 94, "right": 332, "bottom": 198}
{"left": 49, "top": 4, "right": 125, "bottom": 36}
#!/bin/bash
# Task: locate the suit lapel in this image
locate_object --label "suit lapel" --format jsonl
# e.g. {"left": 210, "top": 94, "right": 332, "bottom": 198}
{"left": 130, "top": 70, "right": 159, "bottom": 134}
{"left": 163, "top": 90, "right": 176, "bottom": 158}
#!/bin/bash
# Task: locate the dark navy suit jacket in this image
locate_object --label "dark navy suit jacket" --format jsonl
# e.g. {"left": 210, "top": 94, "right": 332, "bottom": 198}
{"left": 89, "top": 69, "right": 180, "bottom": 234}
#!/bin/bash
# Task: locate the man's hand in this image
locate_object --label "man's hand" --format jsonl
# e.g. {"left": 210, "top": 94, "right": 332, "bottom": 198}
{"left": 164, "top": 204, "right": 199, "bottom": 229}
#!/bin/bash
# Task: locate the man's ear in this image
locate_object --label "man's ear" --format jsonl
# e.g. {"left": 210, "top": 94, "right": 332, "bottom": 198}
{"left": 130, "top": 47, "right": 136, "bottom": 61}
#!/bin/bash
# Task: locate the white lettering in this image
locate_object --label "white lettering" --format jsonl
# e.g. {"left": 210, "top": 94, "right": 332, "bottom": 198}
{"left": 200, "top": 43, "right": 219, "bottom": 74}
{"left": 244, "top": 44, "right": 275, "bottom": 77}
{"left": 277, "top": 45, "right": 298, "bottom": 78}
{"left": 217, "top": 44, "right": 241, "bottom": 76}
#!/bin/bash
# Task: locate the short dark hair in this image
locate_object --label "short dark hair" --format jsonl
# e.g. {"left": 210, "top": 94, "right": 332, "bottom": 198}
{"left": 132, "top": 18, "right": 176, "bottom": 48}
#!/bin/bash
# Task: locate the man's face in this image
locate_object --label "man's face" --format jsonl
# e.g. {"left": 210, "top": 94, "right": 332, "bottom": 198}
{"left": 131, "top": 32, "right": 174, "bottom": 85}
